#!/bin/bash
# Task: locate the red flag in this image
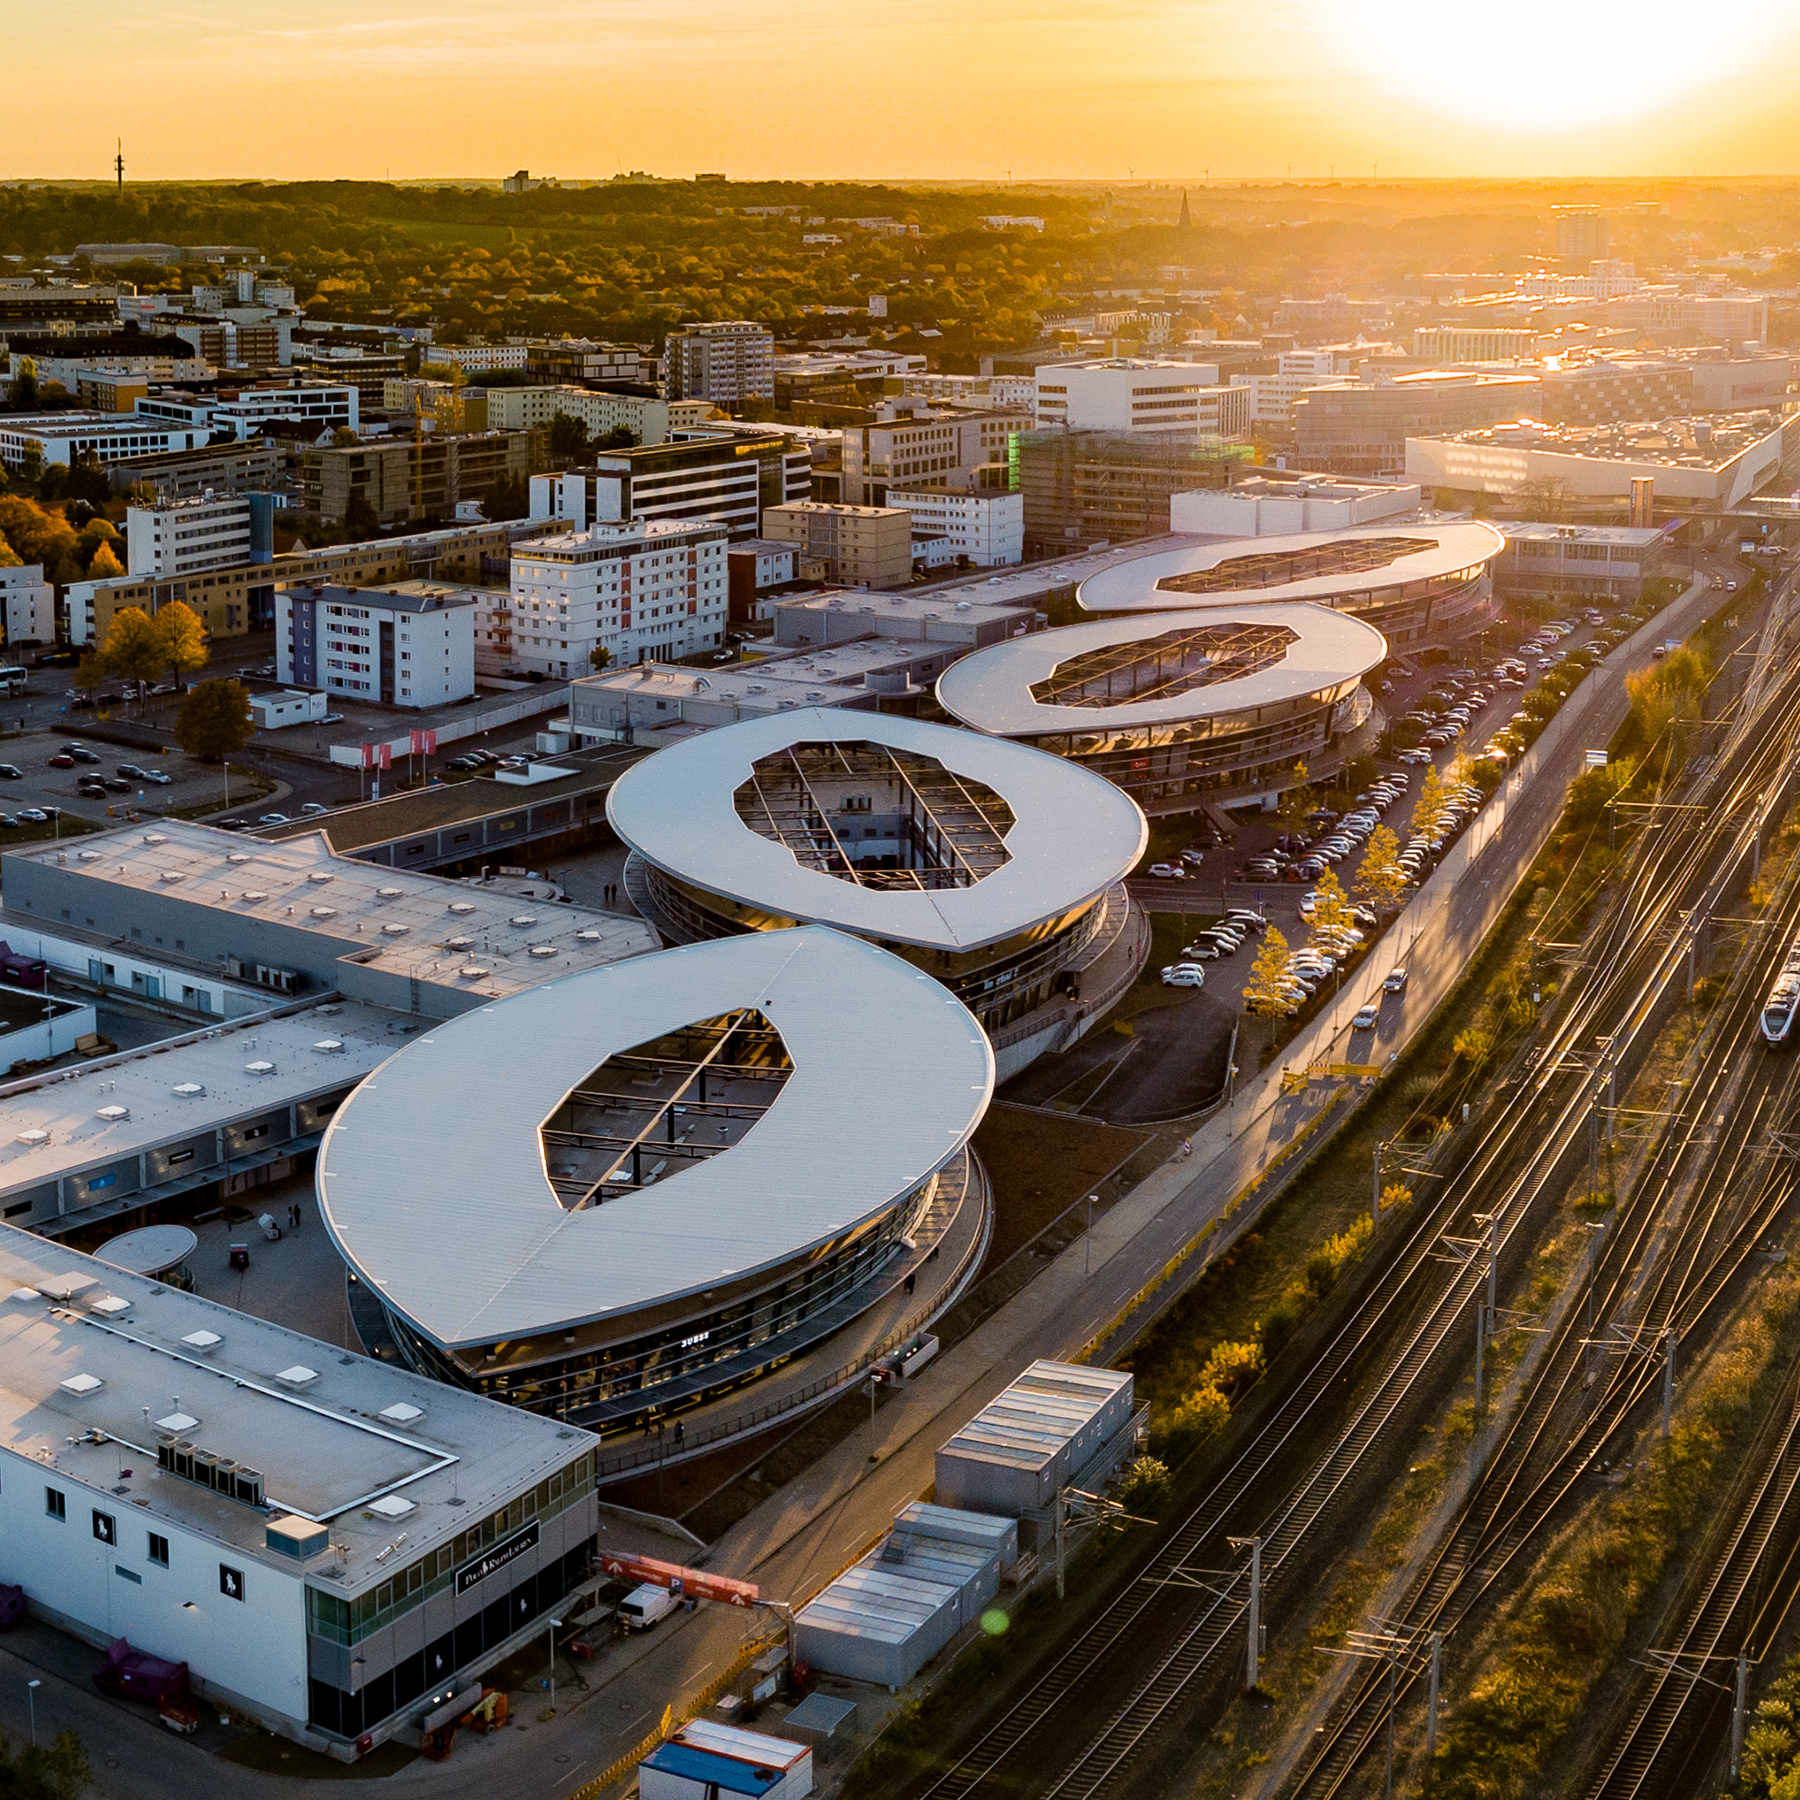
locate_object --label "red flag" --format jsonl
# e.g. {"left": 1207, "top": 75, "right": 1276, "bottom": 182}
{"left": 360, "top": 743, "right": 376, "bottom": 770}
{"left": 378, "top": 743, "right": 392, "bottom": 771}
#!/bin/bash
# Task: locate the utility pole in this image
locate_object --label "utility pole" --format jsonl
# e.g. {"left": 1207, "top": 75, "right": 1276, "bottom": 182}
{"left": 1426, "top": 1630, "right": 1442, "bottom": 1759}
{"left": 1227, "top": 1536, "right": 1262, "bottom": 1689}
{"left": 1662, "top": 1326, "right": 1676, "bottom": 1441}
{"left": 1055, "top": 1486, "right": 1067, "bottom": 1599}
{"left": 1733, "top": 1650, "right": 1750, "bottom": 1782}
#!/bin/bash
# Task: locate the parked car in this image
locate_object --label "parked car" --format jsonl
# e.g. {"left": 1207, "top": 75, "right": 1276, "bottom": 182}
{"left": 618, "top": 1583, "right": 678, "bottom": 1631}
{"left": 1147, "top": 861, "right": 1188, "bottom": 879}
{"left": 300, "top": 801, "right": 330, "bottom": 817}
{"left": 1161, "top": 964, "right": 1206, "bottom": 988}
{"left": 258, "top": 812, "right": 290, "bottom": 826}
{"left": 141, "top": 770, "right": 172, "bottom": 786}
{"left": 62, "top": 745, "right": 99, "bottom": 763}
{"left": 0, "top": 765, "right": 20, "bottom": 780}
{"left": 117, "top": 764, "right": 148, "bottom": 780}
{"left": 16, "top": 808, "right": 47, "bottom": 822}
{"left": 46, "top": 753, "right": 75, "bottom": 768}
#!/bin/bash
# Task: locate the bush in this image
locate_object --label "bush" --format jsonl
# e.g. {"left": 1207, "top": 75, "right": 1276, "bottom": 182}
{"left": 1115, "top": 1455, "right": 1173, "bottom": 1519}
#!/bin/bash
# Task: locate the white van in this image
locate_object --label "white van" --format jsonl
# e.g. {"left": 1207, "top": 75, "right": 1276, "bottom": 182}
{"left": 618, "top": 1582, "right": 677, "bottom": 1631}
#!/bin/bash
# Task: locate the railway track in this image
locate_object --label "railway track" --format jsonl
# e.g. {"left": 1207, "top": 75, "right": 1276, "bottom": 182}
{"left": 909, "top": 621, "right": 1800, "bottom": 1800}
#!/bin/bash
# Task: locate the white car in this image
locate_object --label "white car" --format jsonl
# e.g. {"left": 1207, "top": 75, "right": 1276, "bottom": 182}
{"left": 1351, "top": 1004, "right": 1381, "bottom": 1030}
{"left": 1147, "top": 862, "right": 1188, "bottom": 879}
{"left": 1384, "top": 968, "right": 1409, "bottom": 993}
{"left": 1161, "top": 964, "right": 1206, "bottom": 988}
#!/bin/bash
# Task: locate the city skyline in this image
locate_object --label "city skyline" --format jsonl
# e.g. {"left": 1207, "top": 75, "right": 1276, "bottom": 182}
{"left": 9, "top": 0, "right": 1800, "bottom": 183}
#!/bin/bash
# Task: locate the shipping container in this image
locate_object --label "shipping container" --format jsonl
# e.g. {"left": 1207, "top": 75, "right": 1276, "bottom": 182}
{"left": 793, "top": 1564, "right": 962, "bottom": 1690}
{"left": 893, "top": 1501, "right": 1018, "bottom": 1569}
{"left": 639, "top": 1720, "right": 813, "bottom": 1800}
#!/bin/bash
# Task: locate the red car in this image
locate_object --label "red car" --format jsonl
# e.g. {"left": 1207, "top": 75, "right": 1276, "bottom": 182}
{"left": 47, "top": 753, "right": 75, "bottom": 768}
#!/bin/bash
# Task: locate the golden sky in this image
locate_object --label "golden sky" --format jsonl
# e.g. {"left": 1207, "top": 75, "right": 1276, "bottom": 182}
{"left": 10, "top": 0, "right": 1800, "bottom": 182}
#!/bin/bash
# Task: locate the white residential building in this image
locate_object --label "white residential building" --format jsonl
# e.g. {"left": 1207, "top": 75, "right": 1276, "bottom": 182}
{"left": 126, "top": 493, "right": 254, "bottom": 577}
{"left": 477, "top": 386, "right": 712, "bottom": 445}
{"left": 664, "top": 322, "right": 775, "bottom": 406}
{"left": 499, "top": 518, "right": 731, "bottom": 678}
{"left": 901, "top": 373, "right": 1037, "bottom": 410}
{"left": 1032, "top": 359, "right": 1247, "bottom": 441}
{"left": 887, "top": 488, "right": 1023, "bottom": 566}
{"left": 278, "top": 583, "right": 476, "bottom": 707}
{"left": 0, "top": 563, "right": 52, "bottom": 646}
{"left": 1170, "top": 476, "right": 1424, "bottom": 537}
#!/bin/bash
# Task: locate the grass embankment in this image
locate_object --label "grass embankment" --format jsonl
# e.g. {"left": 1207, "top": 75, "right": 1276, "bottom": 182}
{"left": 1431, "top": 1261, "right": 1800, "bottom": 1798}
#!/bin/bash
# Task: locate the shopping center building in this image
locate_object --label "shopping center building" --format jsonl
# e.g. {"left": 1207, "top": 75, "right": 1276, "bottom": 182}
{"left": 318, "top": 929, "right": 995, "bottom": 1439}
{"left": 605, "top": 712, "right": 1149, "bottom": 1078}
{"left": 1072, "top": 521, "right": 1505, "bottom": 655}
{"left": 935, "top": 601, "right": 1387, "bottom": 815}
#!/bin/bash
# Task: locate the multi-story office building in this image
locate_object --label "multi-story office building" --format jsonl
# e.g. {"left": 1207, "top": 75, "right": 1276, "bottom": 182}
{"left": 1291, "top": 370, "right": 1542, "bottom": 478}
{"left": 523, "top": 339, "right": 645, "bottom": 385}
{"left": 1170, "top": 475, "right": 1423, "bottom": 537}
{"left": 135, "top": 383, "right": 359, "bottom": 440}
{"left": 100, "top": 438, "right": 283, "bottom": 504}
{"left": 840, "top": 408, "right": 1028, "bottom": 505}
{"left": 125, "top": 492, "right": 276, "bottom": 578}
{"left": 0, "top": 562, "right": 52, "bottom": 646}
{"left": 278, "top": 583, "right": 476, "bottom": 707}
{"left": 760, "top": 501, "right": 913, "bottom": 590}
{"left": 1537, "top": 356, "right": 1695, "bottom": 426}
{"left": 166, "top": 319, "right": 291, "bottom": 371}
{"left": 1409, "top": 326, "right": 1534, "bottom": 363}
{"left": 286, "top": 430, "right": 535, "bottom": 526}
{"left": 0, "top": 412, "right": 210, "bottom": 472}
{"left": 528, "top": 430, "right": 810, "bottom": 541}
{"left": 477, "top": 385, "right": 711, "bottom": 444}
{"left": 1015, "top": 428, "right": 1249, "bottom": 554}
{"left": 1034, "top": 359, "right": 1246, "bottom": 440}
{"left": 1554, "top": 206, "right": 1610, "bottom": 262}
{"left": 886, "top": 487, "right": 1023, "bottom": 566}
{"left": 500, "top": 517, "right": 730, "bottom": 676}
{"left": 664, "top": 321, "right": 775, "bottom": 406}
{"left": 1496, "top": 523, "right": 1672, "bottom": 606}
{"left": 430, "top": 343, "right": 530, "bottom": 374}
{"left": 900, "top": 372, "right": 1037, "bottom": 410}
{"left": 0, "top": 283, "right": 123, "bottom": 335}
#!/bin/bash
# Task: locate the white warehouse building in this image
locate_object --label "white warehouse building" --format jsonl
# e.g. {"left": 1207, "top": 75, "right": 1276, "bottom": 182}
{"left": 502, "top": 518, "right": 731, "bottom": 677}
{"left": 0, "top": 1225, "right": 601, "bottom": 1759}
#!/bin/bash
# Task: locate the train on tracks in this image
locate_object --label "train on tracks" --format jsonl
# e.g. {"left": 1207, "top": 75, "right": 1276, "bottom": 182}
{"left": 1761, "top": 934, "right": 1800, "bottom": 1044}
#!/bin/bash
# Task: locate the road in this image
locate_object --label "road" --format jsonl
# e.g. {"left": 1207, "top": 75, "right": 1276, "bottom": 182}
{"left": 0, "top": 572, "right": 1735, "bottom": 1800}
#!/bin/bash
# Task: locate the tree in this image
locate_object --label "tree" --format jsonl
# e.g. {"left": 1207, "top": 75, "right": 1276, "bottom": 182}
{"left": 1243, "top": 923, "right": 1295, "bottom": 1018}
{"left": 66, "top": 449, "right": 111, "bottom": 510}
{"left": 483, "top": 473, "right": 531, "bottom": 521}
{"left": 98, "top": 607, "right": 165, "bottom": 690}
{"left": 1355, "top": 823, "right": 1410, "bottom": 910}
{"left": 0, "top": 1726, "right": 91, "bottom": 1800}
{"left": 154, "top": 599, "right": 209, "bottom": 689}
{"left": 547, "top": 411, "right": 591, "bottom": 463}
{"left": 588, "top": 645, "right": 612, "bottom": 672}
{"left": 1412, "top": 764, "right": 1451, "bottom": 842}
{"left": 86, "top": 541, "right": 124, "bottom": 579}
{"left": 342, "top": 490, "right": 380, "bottom": 541}
{"left": 596, "top": 424, "right": 638, "bottom": 450}
{"left": 330, "top": 425, "right": 360, "bottom": 447}
{"left": 174, "top": 679, "right": 253, "bottom": 762}
{"left": 8, "top": 356, "right": 38, "bottom": 412}
{"left": 1310, "top": 868, "right": 1352, "bottom": 936}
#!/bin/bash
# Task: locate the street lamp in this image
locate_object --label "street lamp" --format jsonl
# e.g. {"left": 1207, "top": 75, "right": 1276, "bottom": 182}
{"left": 27, "top": 1678, "right": 40, "bottom": 1748}
{"left": 546, "top": 1618, "right": 563, "bottom": 1709}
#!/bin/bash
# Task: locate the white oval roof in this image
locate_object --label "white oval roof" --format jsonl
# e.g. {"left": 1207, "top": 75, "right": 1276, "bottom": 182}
{"left": 936, "top": 602, "right": 1388, "bottom": 739}
{"left": 1075, "top": 521, "right": 1506, "bottom": 614}
{"left": 605, "top": 709, "right": 1147, "bottom": 952}
{"left": 317, "top": 928, "right": 994, "bottom": 1349}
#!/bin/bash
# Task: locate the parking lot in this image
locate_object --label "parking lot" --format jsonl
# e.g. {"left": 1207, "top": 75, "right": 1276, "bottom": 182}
{"left": 0, "top": 730, "right": 259, "bottom": 831}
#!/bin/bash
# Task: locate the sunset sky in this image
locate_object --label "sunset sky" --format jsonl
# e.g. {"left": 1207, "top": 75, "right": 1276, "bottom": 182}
{"left": 11, "top": 0, "right": 1800, "bottom": 182}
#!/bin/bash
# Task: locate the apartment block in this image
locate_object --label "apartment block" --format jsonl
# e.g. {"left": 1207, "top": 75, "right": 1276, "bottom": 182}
{"left": 0, "top": 563, "right": 53, "bottom": 647}
{"left": 279, "top": 583, "right": 476, "bottom": 707}
{"left": 840, "top": 408, "right": 1026, "bottom": 505}
{"left": 135, "top": 383, "right": 359, "bottom": 440}
{"left": 760, "top": 501, "right": 913, "bottom": 590}
{"left": 524, "top": 340, "right": 645, "bottom": 385}
{"left": 1033, "top": 359, "right": 1247, "bottom": 442}
{"left": 528, "top": 431, "right": 810, "bottom": 540}
{"left": 501, "top": 518, "right": 730, "bottom": 677}
{"left": 431, "top": 344, "right": 530, "bottom": 374}
{"left": 664, "top": 322, "right": 775, "bottom": 406}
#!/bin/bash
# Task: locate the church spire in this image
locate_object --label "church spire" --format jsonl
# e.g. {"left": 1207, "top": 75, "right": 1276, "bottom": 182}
{"left": 1178, "top": 189, "right": 1191, "bottom": 229}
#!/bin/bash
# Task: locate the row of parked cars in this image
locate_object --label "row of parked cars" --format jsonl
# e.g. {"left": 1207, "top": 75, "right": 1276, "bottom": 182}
{"left": 1235, "top": 776, "right": 1413, "bottom": 885}
{"left": 1161, "top": 907, "right": 1268, "bottom": 986}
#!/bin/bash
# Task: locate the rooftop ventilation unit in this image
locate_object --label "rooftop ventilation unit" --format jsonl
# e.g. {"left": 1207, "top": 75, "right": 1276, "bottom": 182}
{"left": 459, "top": 965, "right": 493, "bottom": 980}
{"left": 448, "top": 902, "right": 476, "bottom": 916}
{"left": 240, "top": 890, "right": 269, "bottom": 903}
{"left": 266, "top": 1515, "right": 329, "bottom": 1561}
{"left": 376, "top": 887, "right": 402, "bottom": 899}
{"left": 226, "top": 853, "right": 252, "bottom": 865}
{"left": 575, "top": 929, "right": 601, "bottom": 942}
{"left": 313, "top": 1039, "right": 345, "bottom": 1054}
{"left": 307, "top": 872, "right": 334, "bottom": 885}
{"left": 59, "top": 1373, "right": 104, "bottom": 1396}
{"left": 367, "top": 1493, "right": 416, "bottom": 1520}
{"left": 274, "top": 1364, "right": 319, "bottom": 1389}
{"left": 529, "top": 946, "right": 558, "bottom": 959}
{"left": 78, "top": 850, "right": 102, "bottom": 862}
{"left": 310, "top": 906, "right": 338, "bottom": 919}
{"left": 16, "top": 1129, "right": 50, "bottom": 1147}
{"left": 244, "top": 1060, "right": 276, "bottom": 1077}
{"left": 378, "top": 1401, "right": 424, "bottom": 1425}
{"left": 158, "top": 871, "right": 183, "bottom": 883}
{"left": 171, "top": 1082, "right": 206, "bottom": 1098}
{"left": 179, "top": 1329, "right": 221, "bottom": 1353}
{"left": 509, "top": 914, "right": 539, "bottom": 927}
{"left": 141, "top": 833, "right": 167, "bottom": 845}
{"left": 90, "top": 1294, "right": 132, "bottom": 1317}
{"left": 94, "top": 1104, "right": 130, "bottom": 1123}
{"left": 444, "top": 935, "right": 473, "bottom": 950}
{"left": 154, "top": 1411, "right": 199, "bottom": 1434}
{"left": 380, "top": 923, "right": 409, "bottom": 936}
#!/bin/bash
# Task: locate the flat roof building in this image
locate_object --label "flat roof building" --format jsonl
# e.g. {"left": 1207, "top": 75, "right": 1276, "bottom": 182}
{"left": 0, "top": 820, "right": 658, "bottom": 1018}
{"left": 1291, "top": 371, "right": 1542, "bottom": 479}
{"left": 0, "top": 1224, "right": 600, "bottom": 1757}
{"left": 1496, "top": 522, "right": 1674, "bottom": 606}
{"left": 1074, "top": 520, "right": 1505, "bottom": 655}
{"left": 319, "top": 928, "right": 994, "bottom": 1438}
{"left": 278, "top": 582, "right": 477, "bottom": 708}
{"left": 936, "top": 600, "right": 1387, "bottom": 815}
{"left": 606, "top": 711, "right": 1149, "bottom": 1077}
{"left": 1169, "top": 475, "right": 1423, "bottom": 538}
{"left": 761, "top": 501, "right": 914, "bottom": 591}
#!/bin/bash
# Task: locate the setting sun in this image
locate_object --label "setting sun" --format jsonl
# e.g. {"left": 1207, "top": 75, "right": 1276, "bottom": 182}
{"left": 1307, "top": 0, "right": 1800, "bottom": 132}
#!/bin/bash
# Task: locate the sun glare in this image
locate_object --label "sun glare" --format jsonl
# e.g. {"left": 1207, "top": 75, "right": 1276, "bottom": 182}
{"left": 1307, "top": 0, "right": 1797, "bottom": 132}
